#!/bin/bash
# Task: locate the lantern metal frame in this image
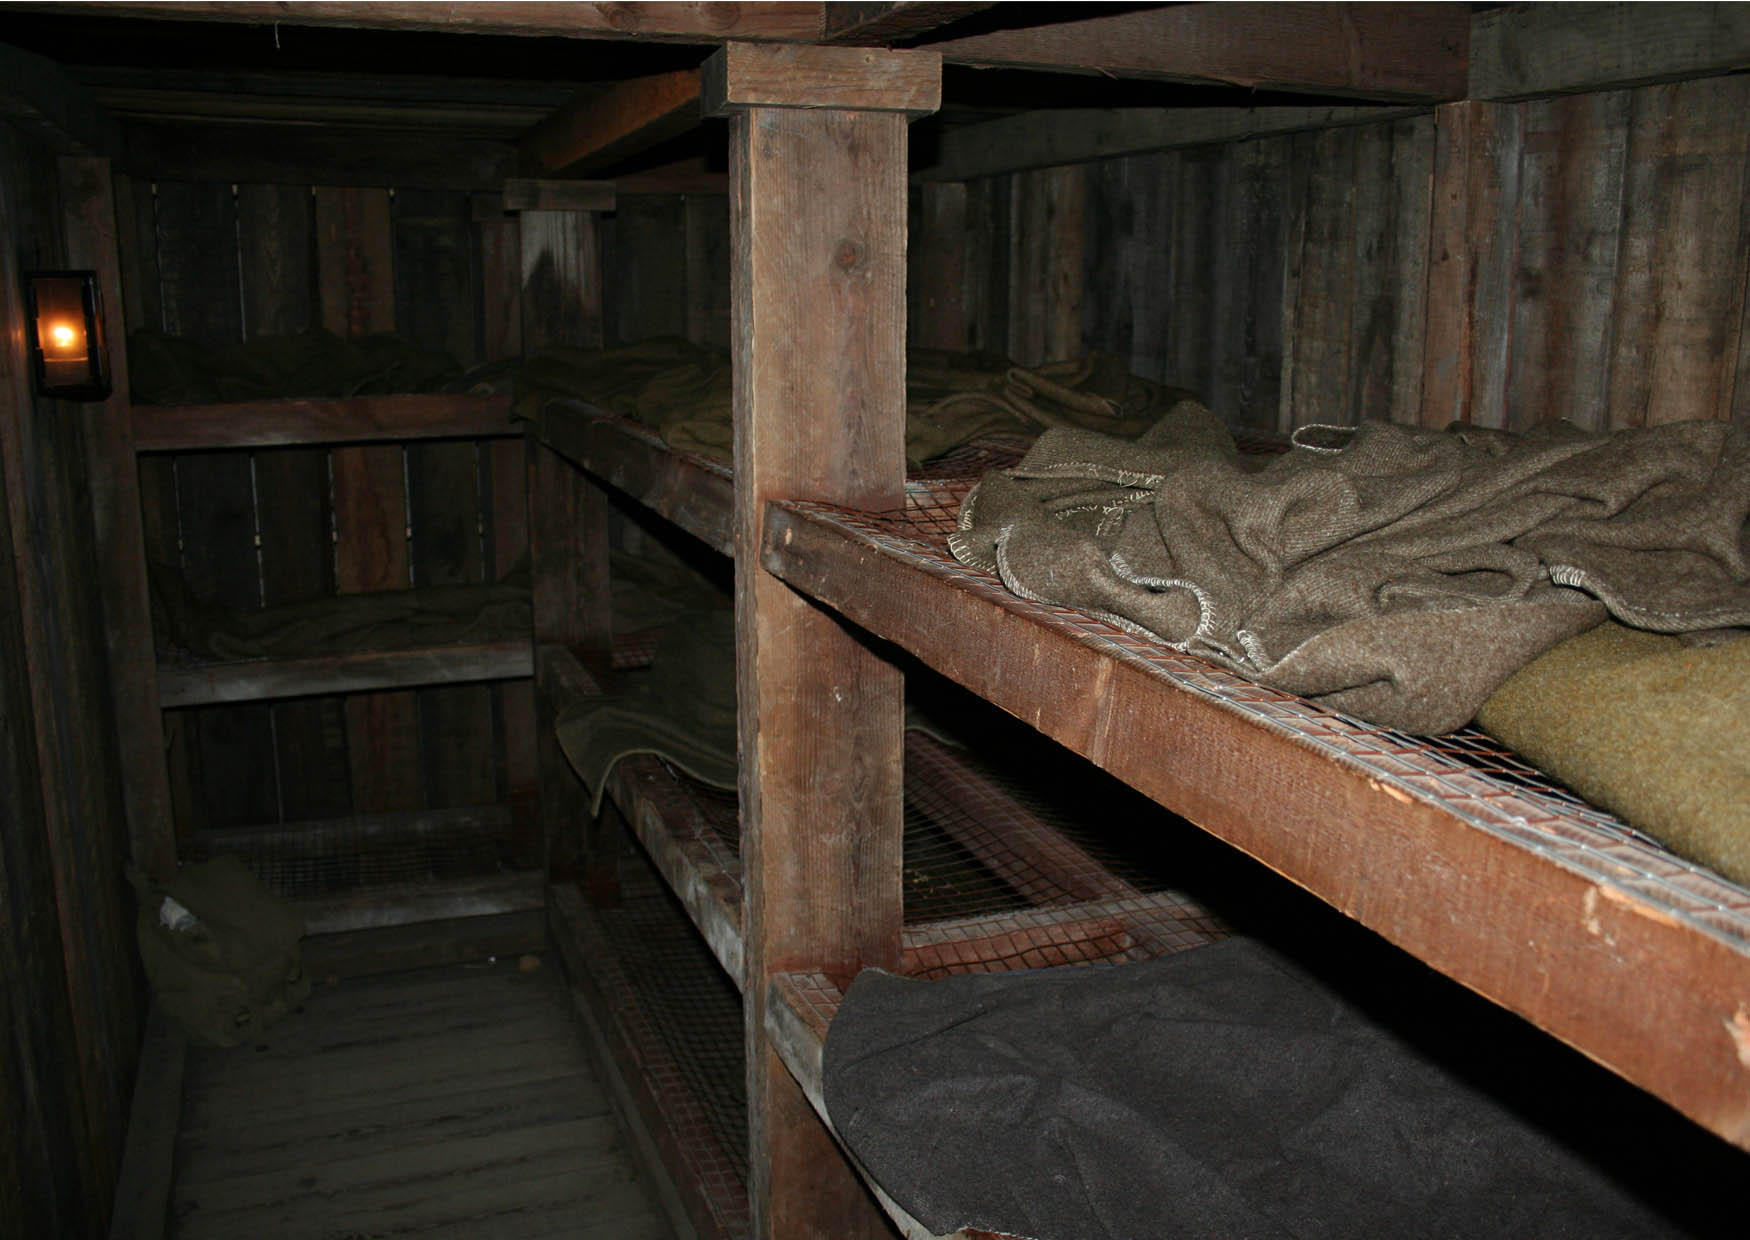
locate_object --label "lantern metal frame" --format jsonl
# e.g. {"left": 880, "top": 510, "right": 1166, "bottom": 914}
{"left": 23, "top": 269, "right": 111, "bottom": 401}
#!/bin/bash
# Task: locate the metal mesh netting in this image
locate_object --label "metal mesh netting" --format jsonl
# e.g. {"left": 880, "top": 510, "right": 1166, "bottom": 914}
{"left": 785, "top": 461, "right": 1750, "bottom": 954}
{"left": 183, "top": 809, "right": 538, "bottom": 899}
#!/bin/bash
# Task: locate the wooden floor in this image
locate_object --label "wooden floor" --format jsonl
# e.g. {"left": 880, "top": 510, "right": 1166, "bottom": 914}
{"left": 168, "top": 956, "right": 675, "bottom": 1240}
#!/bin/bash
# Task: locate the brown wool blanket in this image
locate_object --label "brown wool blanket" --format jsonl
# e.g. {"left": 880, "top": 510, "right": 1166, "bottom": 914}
{"left": 518, "top": 338, "right": 1194, "bottom": 467}
{"left": 950, "top": 404, "right": 1750, "bottom": 734}
{"left": 1476, "top": 623, "right": 1750, "bottom": 886}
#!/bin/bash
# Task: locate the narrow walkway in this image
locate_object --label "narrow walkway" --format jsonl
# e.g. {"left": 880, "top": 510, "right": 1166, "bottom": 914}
{"left": 169, "top": 956, "right": 674, "bottom": 1240}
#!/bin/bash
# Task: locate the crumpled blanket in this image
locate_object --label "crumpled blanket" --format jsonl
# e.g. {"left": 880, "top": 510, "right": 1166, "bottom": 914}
{"left": 518, "top": 337, "right": 1194, "bottom": 467}
{"left": 950, "top": 404, "right": 1750, "bottom": 733}
{"left": 1476, "top": 622, "right": 1750, "bottom": 885}
{"left": 825, "top": 937, "right": 1715, "bottom": 1240}
{"left": 149, "top": 562, "right": 530, "bottom": 662}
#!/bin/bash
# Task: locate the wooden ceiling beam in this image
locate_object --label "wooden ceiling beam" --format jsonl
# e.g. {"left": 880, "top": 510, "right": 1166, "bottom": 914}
{"left": 918, "top": 103, "right": 1430, "bottom": 183}
{"left": 1470, "top": 1, "right": 1750, "bottom": 100}
{"left": 12, "top": 2, "right": 825, "bottom": 44}
{"left": 0, "top": 40, "right": 122, "bottom": 155}
{"left": 924, "top": 2, "right": 1470, "bottom": 101}
{"left": 520, "top": 68, "right": 701, "bottom": 177}
{"left": 818, "top": 2, "right": 996, "bottom": 45}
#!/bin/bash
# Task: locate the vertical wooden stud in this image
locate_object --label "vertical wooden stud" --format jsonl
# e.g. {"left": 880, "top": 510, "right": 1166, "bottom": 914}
{"left": 58, "top": 157, "right": 177, "bottom": 882}
{"left": 708, "top": 41, "right": 940, "bottom": 1239}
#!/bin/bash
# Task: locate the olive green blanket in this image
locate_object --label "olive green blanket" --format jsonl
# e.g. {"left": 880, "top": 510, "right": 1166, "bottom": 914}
{"left": 952, "top": 405, "right": 1750, "bottom": 735}
{"left": 519, "top": 338, "right": 1194, "bottom": 468}
{"left": 1476, "top": 624, "right": 1750, "bottom": 886}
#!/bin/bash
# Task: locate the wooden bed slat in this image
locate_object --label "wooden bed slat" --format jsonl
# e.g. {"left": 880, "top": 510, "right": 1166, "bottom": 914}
{"left": 760, "top": 499, "right": 1750, "bottom": 1152}
{"left": 132, "top": 392, "right": 517, "bottom": 452}
{"left": 158, "top": 638, "right": 533, "bottom": 708}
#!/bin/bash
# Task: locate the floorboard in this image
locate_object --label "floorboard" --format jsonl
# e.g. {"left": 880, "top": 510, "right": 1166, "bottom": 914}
{"left": 169, "top": 956, "right": 673, "bottom": 1240}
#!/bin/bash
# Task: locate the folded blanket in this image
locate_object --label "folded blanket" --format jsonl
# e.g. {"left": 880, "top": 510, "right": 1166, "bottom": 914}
{"left": 1477, "top": 623, "right": 1750, "bottom": 885}
{"left": 518, "top": 338, "right": 1194, "bottom": 468}
{"left": 951, "top": 405, "right": 1750, "bottom": 733}
{"left": 825, "top": 937, "right": 1706, "bottom": 1240}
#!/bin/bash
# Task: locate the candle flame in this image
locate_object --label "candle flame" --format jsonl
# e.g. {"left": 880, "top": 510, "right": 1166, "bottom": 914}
{"left": 49, "top": 322, "right": 79, "bottom": 349}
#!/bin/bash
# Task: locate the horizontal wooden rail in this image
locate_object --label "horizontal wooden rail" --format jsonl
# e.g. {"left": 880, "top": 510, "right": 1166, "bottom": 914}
{"left": 536, "top": 402, "right": 735, "bottom": 557}
{"left": 132, "top": 392, "right": 517, "bottom": 452}
{"left": 760, "top": 499, "right": 1750, "bottom": 1151}
{"left": 158, "top": 638, "right": 532, "bottom": 707}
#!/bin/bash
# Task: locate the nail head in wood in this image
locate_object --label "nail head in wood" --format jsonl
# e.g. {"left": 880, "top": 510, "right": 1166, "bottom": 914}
{"left": 701, "top": 42, "right": 942, "bottom": 118}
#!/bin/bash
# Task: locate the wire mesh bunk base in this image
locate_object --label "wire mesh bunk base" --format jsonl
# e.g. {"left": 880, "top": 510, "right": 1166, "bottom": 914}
{"left": 791, "top": 464, "right": 1750, "bottom": 958}
{"left": 183, "top": 805, "right": 540, "bottom": 899}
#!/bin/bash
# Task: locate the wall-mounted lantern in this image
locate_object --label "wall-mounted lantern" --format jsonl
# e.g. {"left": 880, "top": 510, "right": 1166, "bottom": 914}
{"left": 24, "top": 270, "right": 111, "bottom": 401}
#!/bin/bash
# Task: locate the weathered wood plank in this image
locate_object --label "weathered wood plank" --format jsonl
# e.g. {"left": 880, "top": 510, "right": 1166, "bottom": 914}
{"left": 1603, "top": 75, "right": 1750, "bottom": 429}
{"left": 605, "top": 194, "right": 689, "bottom": 344}
{"left": 317, "top": 185, "right": 424, "bottom": 815}
{"left": 1420, "top": 101, "right": 1520, "bottom": 429}
{"left": 761, "top": 500, "right": 1750, "bottom": 1153}
{"left": 920, "top": 104, "right": 1429, "bottom": 184}
{"left": 681, "top": 193, "right": 733, "bottom": 349}
{"left": 703, "top": 41, "right": 942, "bottom": 115}
{"left": 59, "top": 156, "right": 177, "bottom": 881}
{"left": 158, "top": 640, "right": 533, "bottom": 708}
{"left": 300, "top": 906, "right": 547, "bottom": 981}
{"left": 296, "top": 871, "right": 546, "bottom": 935}
{"left": 521, "top": 70, "right": 701, "bottom": 177}
{"left": 133, "top": 393, "right": 517, "bottom": 452}
{"left": 105, "top": 1005, "right": 184, "bottom": 1240}
{"left": 1006, "top": 164, "right": 1085, "bottom": 365}
{"left": 711, "top": 39, "right": 933, "bottom": 1234}
{"left": 927, "top": 2, "right": 1469, "bottom": 99}
{"left": 1471, "top": 1, "right": 1750, "bottom": 101}
{"left": 155, "top": 177, "right": 281, "bottom": 828}
{"left": 127, "top": 122, "right": 516, "bottom": 192}
{"left": 521, "top": 210, "right": 605, "bottom": 351}
{"left": 35, "top": 1, "right": 825, "bottom": 42}
{"left": 820, "top": 1, "right": 994, "bottom": 44}
{"left": 1280, "top": 127, "right": 1355, "bottom": 429}
{"left": 502, "top": 177, "right": 618, "bottom": 214}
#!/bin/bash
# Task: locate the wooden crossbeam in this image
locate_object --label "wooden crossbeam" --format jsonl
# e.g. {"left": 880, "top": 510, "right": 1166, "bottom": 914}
{"left": 521, "top": 69, "right": 703, "bottom": 177}
{"left": 131, "top": 393, "right": 517, "bottom": 453}
{"left": 925, "top": 2, "right": 1470, "bottom": 100}
{"left": 15, "top": 2, "right": 825, "bottom": 43}
{"left": 819, "top": 1, "right": 996, "bottom": 45}
{"left": 0, "top": 41, "right": 122, "bottom": 155}
{"left": 918, "top": 103, "right": 1429, "bottom": 183}
{"left": 1471, "top": 1, "right": 1750, "bottom": 100}
{"left": 501, "top": 178, "right": 618, "bottom": 212}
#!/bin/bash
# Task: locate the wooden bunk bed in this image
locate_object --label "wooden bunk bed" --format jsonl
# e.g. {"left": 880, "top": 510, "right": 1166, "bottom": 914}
{"left": 532, "top": 397, "right": 1236, "bottom": 1236}
{"left": 521, "top": 34, "right": 1750, "bottom": 1240}
{"left": 128, "top": 388, "right": 544, "bottom": 934}
{"left": 9, "top": 6, "right": 1750, "bottom": 1239}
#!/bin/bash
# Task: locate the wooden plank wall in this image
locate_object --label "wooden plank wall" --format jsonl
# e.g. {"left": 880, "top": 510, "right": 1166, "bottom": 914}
{"left": 917, "top": 73, "right": 1750, "bottom": 434}
{"left": 120, "top": 175, "right": 533, "bottom": 833}
{"left": 603, "top": 192, "right": 732, "bottom": 348}
{"left": 0, "top": 122, "right": 144, "bottom": 1239}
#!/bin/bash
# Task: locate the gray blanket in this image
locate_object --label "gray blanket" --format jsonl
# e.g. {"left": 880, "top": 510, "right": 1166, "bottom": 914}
{"left": 951, "top": 405, "right": 1750, "bottom": 733}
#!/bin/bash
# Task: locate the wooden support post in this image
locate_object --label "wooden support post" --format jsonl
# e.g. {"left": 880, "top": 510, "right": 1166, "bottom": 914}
{"left": 706, "top": 41, "right": 940, "bottom": 1239}
{"left": 57, "top": 156, "right": 177, "bottom": 881}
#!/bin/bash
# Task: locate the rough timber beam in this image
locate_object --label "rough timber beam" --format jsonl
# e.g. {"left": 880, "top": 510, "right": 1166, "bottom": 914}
{"left": 819, "top": 1, "right": 996, "bottom": 45}
{"left": 13, "top": 2, "right": 824, "bottom": 43}
{"left": 521, "top": 69, "right": 702, "bottom": 177}
{"left": 706, "top": 38, "right": 941, "bottom": 1238}
{"left": 924, "top": 2, "right": 1470, "bottom": 100}
{"left": 918, "top": 103, "right": 1430, "bottom": 182}
{"left": 1470, "top": 1, "right": 1750, "bottom": 100}
{"left": 0, "top": 40, "right": 122, "bottom": 155}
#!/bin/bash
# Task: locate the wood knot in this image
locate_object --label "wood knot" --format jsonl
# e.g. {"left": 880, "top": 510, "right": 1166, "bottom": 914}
{"left": 834, "top": 239, "right": 867, "bottom": 272}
